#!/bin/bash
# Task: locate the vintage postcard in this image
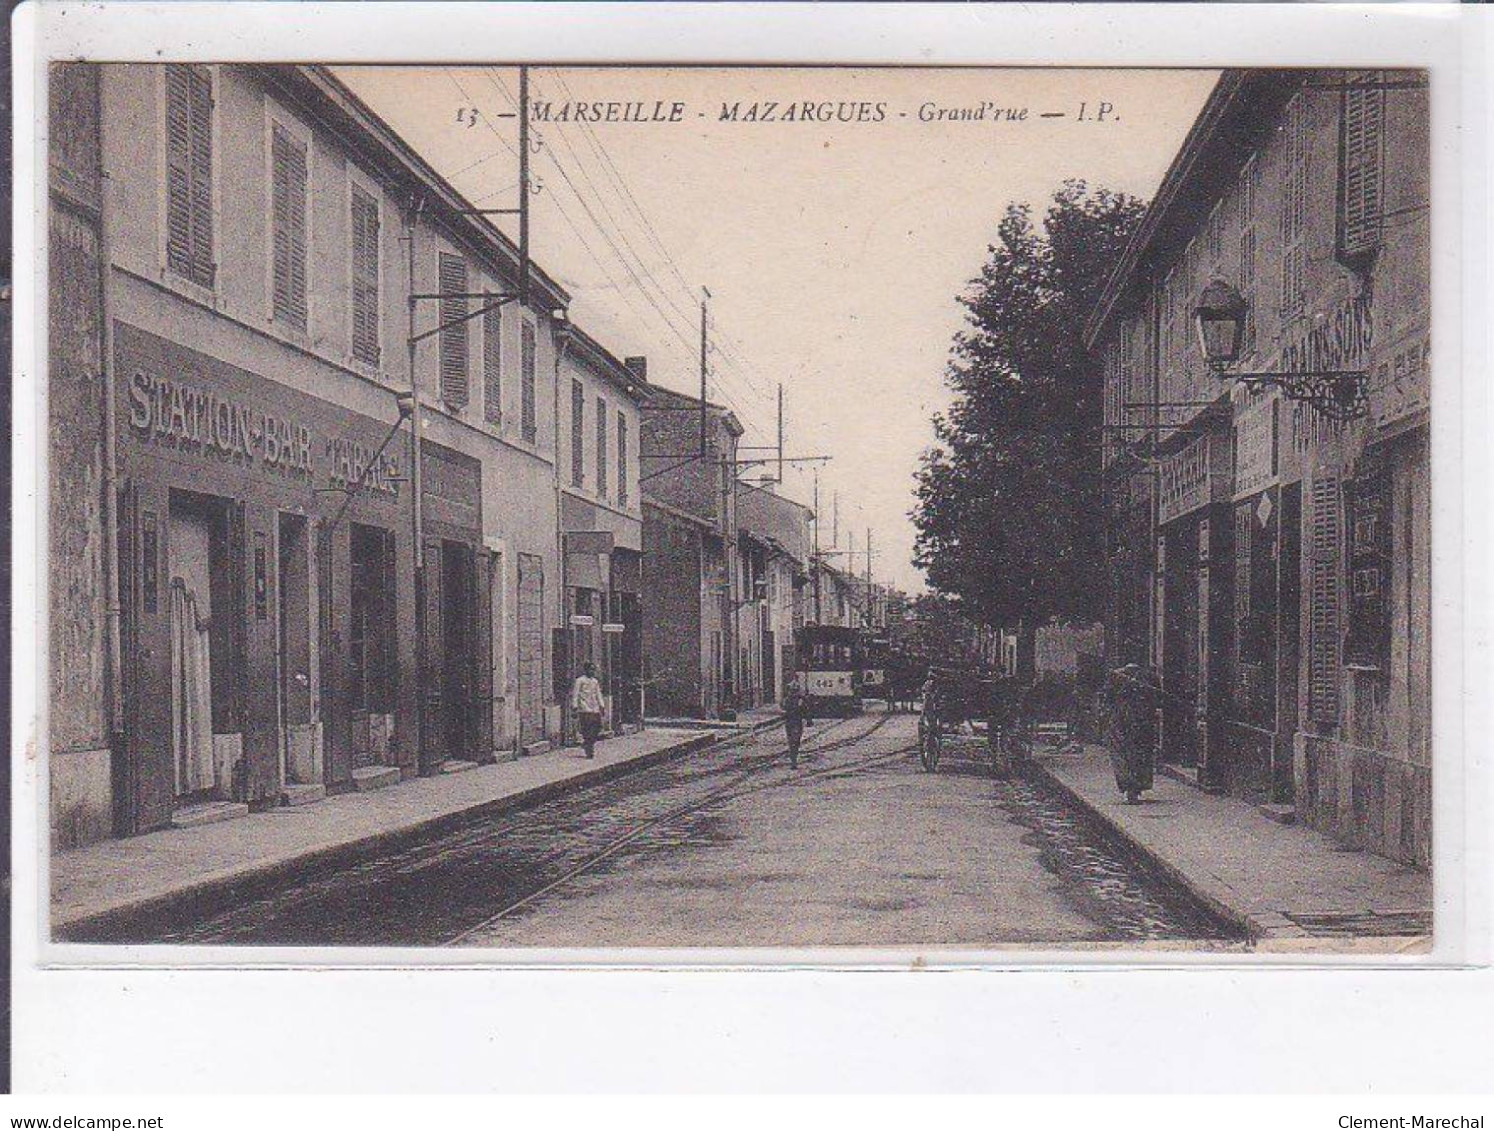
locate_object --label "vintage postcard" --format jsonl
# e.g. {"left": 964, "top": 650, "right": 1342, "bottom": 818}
{"left": 37, "top": 52, "right": 1439, "bottom": 959}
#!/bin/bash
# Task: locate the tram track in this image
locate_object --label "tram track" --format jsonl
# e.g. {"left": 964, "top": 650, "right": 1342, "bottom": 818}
{"left": 446, "top": 712, "right": 906, "bottom": 943}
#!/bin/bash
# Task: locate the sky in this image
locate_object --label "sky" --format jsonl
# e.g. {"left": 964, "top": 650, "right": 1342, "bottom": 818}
{"left": 337, "top": 66, "right": 1219, "bottom": 593}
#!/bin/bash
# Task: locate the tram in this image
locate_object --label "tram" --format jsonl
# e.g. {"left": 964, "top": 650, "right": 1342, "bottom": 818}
{"left": 793, "top": 624, "right": 865, "bottom": 715}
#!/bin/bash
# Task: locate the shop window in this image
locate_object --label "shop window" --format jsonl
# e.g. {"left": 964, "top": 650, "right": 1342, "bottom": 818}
{"left": 1338, "top": 71, "right": 1386, "bottom": 265}
{"left": 350, "top": 183, "right": 380, "bottom": 366}
{"left": 270, "top": 122, "right": 309, "bottom": 331}
{"left": 164, "top": 64, "right": 215, "bottom": 289}
{"left": 1345, "top": 472, "right": 1392, "bottom": 671}
{"left": 438, "top": 253, "right": 470, "bottom": 407}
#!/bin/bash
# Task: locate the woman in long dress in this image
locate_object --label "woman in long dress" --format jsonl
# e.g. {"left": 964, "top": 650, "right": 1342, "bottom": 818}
{"left": 1106, "top": 664, "right": 1158, "bottom": 804}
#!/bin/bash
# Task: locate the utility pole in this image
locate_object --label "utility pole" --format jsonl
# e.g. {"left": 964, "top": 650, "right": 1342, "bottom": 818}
{"left": 776, "top": 383, "right": 784, "bottom": 485}
{"left": 813, "top": 469, "right": 822, "bottom": 624}
{"left": 699, "top": 287, "right": 710, "bottom": 458}
{"left": 518, "top": 66, "right": 530, "bottom": 306}
{"left": 406, "top": 198, "right": 428, "bottom": 775}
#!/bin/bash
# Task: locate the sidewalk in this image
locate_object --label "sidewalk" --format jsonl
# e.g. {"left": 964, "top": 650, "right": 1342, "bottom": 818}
{"left": 1030, "top": 741, "right": 1432, "bottom": 947}
{"left": 52, "top": 717, "right": 778, "bottom": 939}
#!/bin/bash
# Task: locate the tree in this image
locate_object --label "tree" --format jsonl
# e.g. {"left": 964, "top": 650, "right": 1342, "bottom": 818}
{"left": 912, "top": 180, "right": 1145, "bottom": 631}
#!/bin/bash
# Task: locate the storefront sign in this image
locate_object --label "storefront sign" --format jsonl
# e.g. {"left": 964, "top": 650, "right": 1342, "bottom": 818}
{"left": 569, "top": 614, "right": 595, "bottom": 628}
{"left": 1368, "top": 333, "right": 1430, "bottom": 432}
{"left": 1280, "top": 293, "right": 1373, "bottom": 377}
{"left": 121, "top": 328, "right": 405, "bottom": 503}
{"left": 1158, "top": 434, "right": 1224, "bottom": 524}
{"left": 601, "top": 622, "right": 626, "bottom": 634}
{"left": 1233, "top": 396, "right": 1278, "bottom": 500}
{"left": 128, "top": 370, "right": 314, "bottom": 478}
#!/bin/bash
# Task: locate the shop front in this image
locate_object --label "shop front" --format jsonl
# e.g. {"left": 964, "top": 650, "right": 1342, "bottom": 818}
{"left": 112, "top": 322, "right": 415, "bottom": 834}
{"left": 1155, "top": 425, "right": 1234, "bottom": 788}
{"left": 419, "top": 441, "right": 490, "bottom": 769}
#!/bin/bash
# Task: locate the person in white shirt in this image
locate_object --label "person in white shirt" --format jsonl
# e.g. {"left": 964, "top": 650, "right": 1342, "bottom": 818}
{"left": 571, "top": 662, "right": 605, "bottom": 759}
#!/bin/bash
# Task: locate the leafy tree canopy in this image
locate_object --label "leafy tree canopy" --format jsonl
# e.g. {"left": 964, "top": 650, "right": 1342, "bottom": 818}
{"left": 912, "top": 180, "right": 1145, "bottom": 628}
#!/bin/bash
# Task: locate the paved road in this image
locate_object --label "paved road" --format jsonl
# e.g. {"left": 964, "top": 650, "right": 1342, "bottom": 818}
{"left": 142, "top": 707, "right": 1243, "bottom": 949}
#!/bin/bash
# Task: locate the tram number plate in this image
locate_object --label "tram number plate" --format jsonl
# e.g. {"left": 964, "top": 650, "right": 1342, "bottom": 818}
{"left": 806, "top": 672, "right": 854, "bottom": 696}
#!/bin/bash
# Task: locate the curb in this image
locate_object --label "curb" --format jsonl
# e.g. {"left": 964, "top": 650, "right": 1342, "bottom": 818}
{"left": 1025, "top": 756, "right": 1267, "bottom": 943}
{"left": 57, "top": 719, "right": 780, "bottom": 942}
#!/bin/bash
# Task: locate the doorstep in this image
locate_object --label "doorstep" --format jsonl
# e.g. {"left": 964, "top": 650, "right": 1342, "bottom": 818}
{"left": 170, "top": 801, "right": 249, "bottom": 829}
{"left": 350, "top": 764, "right": 401, "bottom": 792}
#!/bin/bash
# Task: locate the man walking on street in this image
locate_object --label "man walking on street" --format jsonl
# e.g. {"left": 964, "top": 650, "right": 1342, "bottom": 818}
{"left": 782, "top": 675, "right": 811, "bottom": 769}
{"left": 571, "top": 662, "right": 605, "bottom": 759}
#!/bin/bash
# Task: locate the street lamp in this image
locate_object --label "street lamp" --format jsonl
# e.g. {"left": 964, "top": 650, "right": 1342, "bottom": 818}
{"left": 1192, "top": 278, "right": 1369, "bottom": 422}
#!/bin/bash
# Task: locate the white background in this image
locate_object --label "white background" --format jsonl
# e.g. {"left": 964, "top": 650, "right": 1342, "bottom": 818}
{"left": 10, "top": 2, "right": 1492, "bottom": 1093}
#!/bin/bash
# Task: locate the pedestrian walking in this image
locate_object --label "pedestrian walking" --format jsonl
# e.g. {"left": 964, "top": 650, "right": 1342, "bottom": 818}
{"left": 1105, "top": 663, "right": 1159, "bottom": 803}
{"left": 782, "top": 675, "right": 812, "bottom": 768}
{"left": 571, "top": 662, "right": 605, "bottom": 759}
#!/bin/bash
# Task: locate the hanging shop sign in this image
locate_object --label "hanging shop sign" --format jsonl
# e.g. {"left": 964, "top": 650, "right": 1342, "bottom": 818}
{"left": 1233, "top": 395, "right": 1279, "bottom": 500}
{"left": 1368, "top": 331, "right": 1430, "bottom": 433}
{"left": 1158, "top": 433, "right": 1226, "bottom": 524}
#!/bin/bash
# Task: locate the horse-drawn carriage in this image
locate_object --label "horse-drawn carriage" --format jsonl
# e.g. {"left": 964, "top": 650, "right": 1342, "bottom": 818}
{"left": 915, "top": 666, "right": 1032, "bottom": 776}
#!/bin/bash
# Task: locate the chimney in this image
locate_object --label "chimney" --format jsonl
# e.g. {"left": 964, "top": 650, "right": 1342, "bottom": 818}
{"left": 624, "top": 356, "right": 648, "bottom": 384}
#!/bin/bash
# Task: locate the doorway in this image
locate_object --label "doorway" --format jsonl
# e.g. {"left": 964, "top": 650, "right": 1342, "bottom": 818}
{"left": 350, "top": 523, "right": 397, "bottom": 768}
{"left": 440, "top": 539, "right": 478, "bottom": 762}
{"left": 277, "top": 512, "right": 315, "bottom": 785}
{"left": 167, "top": 491, "right": 238, "bottom": 801}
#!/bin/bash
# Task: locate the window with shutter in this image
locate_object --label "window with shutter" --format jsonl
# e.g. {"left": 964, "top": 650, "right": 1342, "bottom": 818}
{"left": 1280, "top": 94, "right": 1308, "bottom": 320}
{"left": 1309, "top": 473, "right": 1342, "bottom": 726}
{"left": 483, "top": 304, "right": 502, "bottom": 425}
{"left": 165, "top": 64, "right": 215, "bottom": 288}
{"left": 617, "top": 412, "right": 629, "bottom": 506}
{"left": 438, "top": 253, "right": 469, "bottom": 407}
{"left": 571, "top": 380, "right": 585, "bottom": 487}
{"left": 521, "top": 322, "right": 537, "bottom": 443}
{"left": 271, "top": 122, "right": 309, "bottom": 330}
{"left": 1339, "top": 71, "right": 1385, "bottom": 263}
{"left": 597, "top": 397, "right": 609, "bottom": 500}
{"left": 1234, "top": 503, "right": 1253, "bottom": 652}
{"left": 350, "top": 183, "right": 380, "bottom": 365}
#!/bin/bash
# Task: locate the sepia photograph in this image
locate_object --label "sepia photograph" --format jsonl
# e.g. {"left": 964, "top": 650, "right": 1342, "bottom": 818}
{"left": 39, "top": 56, "right": 1434, "bottom": 956}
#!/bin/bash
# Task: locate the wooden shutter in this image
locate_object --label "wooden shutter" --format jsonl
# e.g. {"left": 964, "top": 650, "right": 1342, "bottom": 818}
{"left": 483, "top": 304, "right": 502, "bottom": 424}
{"left": 421, "top": 538, "right": 446, "bottom": 766}
{"left": 271, "top": 123, "right": 308, "bottom": 329}
{"left": 1339, "top": 72, "right": 1385, "bottom": 261}
{"left": 350, "top": 183, "right": 380, "bottom": 365}
{"left": 521, "top": 321, "right": 537, "bottom": 442}
{"left": 571, "top": 379, "right": 585, "bottom": 486}
{"left": 165, "top": 65, "right": 214, "bottom": 287}
{"left": 474, "top": 552, "right": 495, "bottom": 758}
{"left": 596, "top": 397, "right": 608, "bottom": 501}
{"left": 1234, "top": 502, "right": 1253, "bottom": 648}
{"left": 617, "top": 411, "right": 629, "bottom": 506}
{"left": 1308, "top": 474, "right": 1342, "bottom": 725}
{"left": 438, "top": 253, "right": 469, "bottom": 407}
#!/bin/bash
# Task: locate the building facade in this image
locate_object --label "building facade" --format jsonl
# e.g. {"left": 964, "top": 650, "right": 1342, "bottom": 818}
{"left": 639, "top": 387, "right": 744, "bottom": 718}
{"left": 1090, "top": 69, "right": 1430, "bottom": 866}
{"left": 556, "top": 331, "right": 644, "bottom": 734}
{"left": 46, "top": 62, "right": 623, "bottom": 846}
{"left": 737, "top": 482, "right": 813, "bottom": 704}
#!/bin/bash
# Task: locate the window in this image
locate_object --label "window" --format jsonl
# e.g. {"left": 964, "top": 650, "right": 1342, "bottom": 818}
{"left": 617, "top": 411, "right": 629, "bottom": 506}
{"left": 438, "top": 253, "right": 469, "bottom": 407}
{"left": 164, "top": 64, "right": 215, "bottom": 288}
{"left": 596, "top": 396, "right": 609, "bottom": 500}
{"left": 483, "top": 302, "right": 502, "bottom": 425}
{"left": 521, "top": 321, "right": 537, "bottom": 443}
{"left": 571, "top": 379, "right": 585, "bottom": 487}
{"left": 350, "top": 183, "right": 380, "bottom": 366}
{"left": 1280, "top": 94, "right": 1309, "bottom": 320}
{"left": 1339, "top": 71, "right": 1385, "bottom": 263}
{"left": 270, "top": 122, "right": 309, "bottom": 330}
